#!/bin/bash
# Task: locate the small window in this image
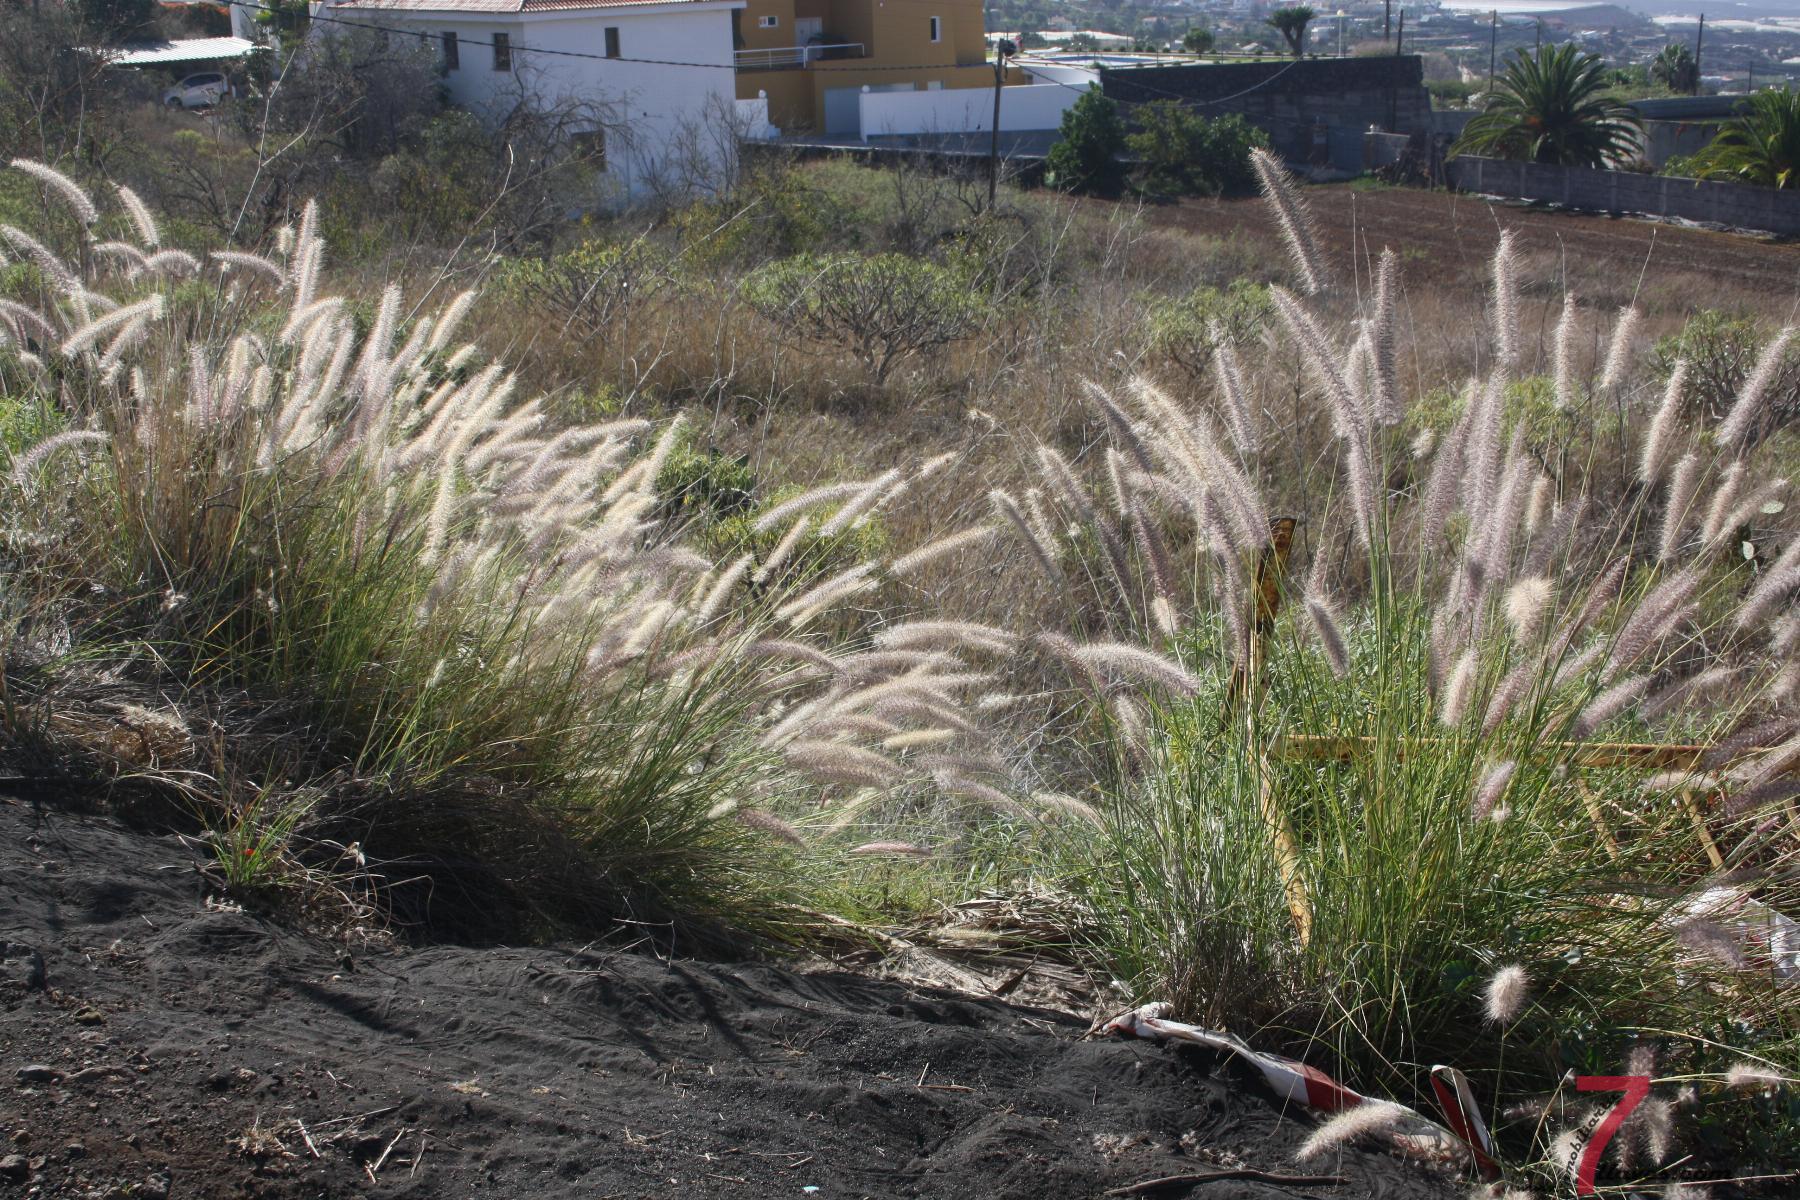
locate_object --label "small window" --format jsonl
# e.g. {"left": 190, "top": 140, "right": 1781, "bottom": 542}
{"left": 572, "top": 128, "right": 607, "bottom": 171}
{"left": 442, "top": 31, "right": 459, "bottom": 69}
{"left": 493, "top": 31, "right": 511, "bottom": 71}
{"left": 604, "top": 26, "right": 620, "bottom": 58}
{"left": 929, "top": 15, "right": 941, "bottom": 42}
{"left": 757, "top": 14, "right": 777, "bottom": 27}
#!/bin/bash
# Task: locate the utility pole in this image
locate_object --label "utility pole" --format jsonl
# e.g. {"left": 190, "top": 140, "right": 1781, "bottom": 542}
{"left": 1396, "top": 9, "right": 1404, "bottom": 56}
{"left": 1535, "top": 18, "right": 1541, "bottom": 54}
{"left": 1695, "top": 14, "right": 1705, "bottom": 86}
{"left": 1488, "top": 10, "right": 1498, "bottom": 93}
{"left": 1384, "top": 0, "right": 1391, "bottom": 47}
{"left": 988, "top": 38, "right": 1013, "bottom": 211}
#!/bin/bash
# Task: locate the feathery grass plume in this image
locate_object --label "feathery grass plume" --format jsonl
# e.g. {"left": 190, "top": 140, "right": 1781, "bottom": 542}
{"left": 1130, "top": 496, "right": 1175, "bottom": 600}
{"left": 1718, "top": 325, "right": 1797, "bottom": 450}
{"left": 776, "top": 562, "right": 878, "bottom": 627}
{"left": 1572, "top": 674, "right": 1649, "bottom": 737}
{"left": 1294, "top": 1101, "right": 1407, "bottom": 1161}
{"left": 1722, "top": 477, "right": 1788, "bottom": 543}
{"left": 1211, "top": 328, "right": 1260, "bottom": 453}
{"left": 9, "top": 430, "right": 111, "bottom": 485}
{"left": 1480, "top": 656, "right": 1539, "bottom": 735}
{"left": 1087, "top": 381, "right": 1157, "bottom": 475}
{"left": 990, "top": 488, "right": 1063, "bottom": 585}
{"left": 889, "top": 525, "right": 1000, "bottom": 579}
{"left": 145, "top": 249, "right": 200, "bottom": 278}
{"left": 881, "top": 728, "right": 958, "bottom": 750}
{"left": 746, "top": 639, "right": 841, "bottom": 676}
{"left": 427, "top": 289, "right": 478, "bottom": 354}
{"left": 92, "top": 240, "right": 147, "bottom": 275}
{"left": 781, "top": 741, "right": 902, "bottom": 788}
{"left": 1659, "top": 453, "right": 1702, "bottom": 563}
{"left": 1490, "top": 230, "right": 1520, "bottom": 368}
{"left": 1304, "top": 592, "right": 1350, "bottom": 677}
{"left": 1701, "top": 460, "right": 1747, "bottom": 547}
{"left": 749, "top": 513, "right": 813, "bottom": 587}
{"left": 1598, "top": 304, "right": 1640, "bottom": 391}
{"left": 1552, "top": 292, "right": 1580, "bottom": 410}
{"left": 1035, "top": 444, "right": 1095, "bottom": 525}
{"left": 752, "top": 480, "right": 867, "bottom": 534}
{"left": 1607, "top": 569, "right": 1699, "bottom": 680}
{"left": 0, "top": 298, "right": 57, "bottom": 344}
{"left": 1071, "top": 642, "right": 1202, "bottom": 696}
{"left": 1419, "top": 414, "right": 1467, "bottom": 549}
{"left": 848, "top": 841, "right": 930, "bottom": 857}
{"left": 1724, "top": 1060, "right": 1788, "bottom": 1090}
{"left": 1642, "top": 665, "right": 1737, "bottom": 722}
{"left": 1250, "top": 148, "right": 1327, "bottom": 295}
{"left": 819, "top": 468, "right": 902, "bottom": 537}
{"left": 735, "top": 808, "right": 805, "bottom": 847}
{"left": 1440, "top": 648, "right": 1478, "bottom": 726}
{"left": 1271, "top": 287, "right": 1362, "bottom": 441}
{"left": 1027, "top": 791, "right": 1104, "bottom": 825}
{"left": 1505, "top": 577, "right": 1553, "bottom": 642}
{"left": 61, "top": 294, "right": 164, "bottom": 356}
{"left": 876, "top": 620, "right": 1015, "bottom": 657}
{"left": 1368, "top": 248, "right": 1402, "bottom": 425}
{"left": 1639, "top": 359, "right": 1688, "bottom": 484}
{"left": 1736, "top": 532, "right": 1800, "bottom": 631}
{"left": 1483, "top": 964, "right": 1530, "bottom": 1023}
{"left": 932, "top": 772, "right": 1016, "bottom": 809}
{"left": 9, "top": 158, "right": 98, "bottom": 226}
{"left": 114, "top": 184, "right": 159, "bottom": 248}
{"left": 1525, "top": 474, "right": 1554, "bottom": 538}
{"left": 2, "top": 225, "right": 77, "bottom": 292}
{"left": 210, "top": 250, "right": 285, "bottom": 286}
{"left": 1472, "top": 760, "right": 1517, "bottom": 819}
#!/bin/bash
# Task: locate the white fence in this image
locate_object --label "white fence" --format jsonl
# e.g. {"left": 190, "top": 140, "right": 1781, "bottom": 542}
{"left": 856, "top": 82, "right": 1080, "bottom": 142}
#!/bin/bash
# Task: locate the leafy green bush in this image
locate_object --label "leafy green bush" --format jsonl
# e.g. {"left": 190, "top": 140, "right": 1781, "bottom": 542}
{"left": 1144, "top": 280, "right": 1272, "bottom": 379}
{"left": 497, "top": 235, "right": 670, "bottom": 337}
{"left": 1126, "top": 104, "right": 1269, "bottom": 200}
{"left": 742, "top": 253, "right": 985, "bottom": 383}
{"left": 1046, "top": 88, "right": 1126, "bottom": 196}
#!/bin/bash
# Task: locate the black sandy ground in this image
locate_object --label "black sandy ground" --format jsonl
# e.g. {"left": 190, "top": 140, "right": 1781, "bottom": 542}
{"left": 0, "top": 793, "right": 1460, "bottom": 1200}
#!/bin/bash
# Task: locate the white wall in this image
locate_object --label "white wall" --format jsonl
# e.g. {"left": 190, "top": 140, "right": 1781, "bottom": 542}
{"left": 857, "top": 82, "right": 1079, "bottom": 141}
{"left": 316, "top": 1, "right": 743, "bottom": 200}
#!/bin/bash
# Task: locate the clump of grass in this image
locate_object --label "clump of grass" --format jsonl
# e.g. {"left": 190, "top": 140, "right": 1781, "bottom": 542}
{"left": 893, "top": 162, "right": 1800, "bottom": 1180}
{"left": 0, "top": 160, "right": 1024, "bottom": 944}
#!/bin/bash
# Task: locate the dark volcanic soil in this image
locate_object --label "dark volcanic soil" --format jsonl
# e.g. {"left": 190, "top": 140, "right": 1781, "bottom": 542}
{"left": 0, "top": 792, "right": 1460, "bottom": 1200}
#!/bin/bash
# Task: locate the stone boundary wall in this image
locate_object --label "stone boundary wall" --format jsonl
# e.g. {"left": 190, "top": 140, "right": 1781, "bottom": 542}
{"left": 1447, "top": 155, "right": 1800, "bottom": 237}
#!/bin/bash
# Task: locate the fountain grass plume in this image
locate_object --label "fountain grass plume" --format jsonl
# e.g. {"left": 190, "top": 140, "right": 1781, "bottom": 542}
{"left": 1250, "top": 148, "right": 1328, "bottom": 295}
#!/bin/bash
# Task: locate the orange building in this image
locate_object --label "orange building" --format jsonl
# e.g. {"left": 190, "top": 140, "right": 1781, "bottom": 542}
{"left": 733, "top": 0, "right": 993, "bottom": 133}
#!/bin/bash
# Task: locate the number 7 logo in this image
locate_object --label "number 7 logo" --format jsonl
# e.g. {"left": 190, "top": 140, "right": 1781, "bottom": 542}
{"left": 1573, "top": 1075, "right": 1651, "bottom": 1197}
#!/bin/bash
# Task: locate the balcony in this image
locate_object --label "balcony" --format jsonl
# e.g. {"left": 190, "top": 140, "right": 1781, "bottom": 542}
{"left": 734, "top": 42, "right": 866, "bottom": 70}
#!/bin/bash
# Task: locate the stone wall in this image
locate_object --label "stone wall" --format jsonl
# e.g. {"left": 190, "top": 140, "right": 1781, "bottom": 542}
{"left": 1098, "top": 56, "right": 1432, "bottom": 162}
{"left": 1447, "top": 155, "right": 1800, "bottom": 237}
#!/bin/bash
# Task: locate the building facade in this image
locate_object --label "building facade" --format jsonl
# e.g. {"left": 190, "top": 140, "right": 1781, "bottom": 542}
{"left": 731, "top": 0, "right": 991, "bottom": 134}
{"left": 316, "top": 0, "right": 747, "bottom": 198}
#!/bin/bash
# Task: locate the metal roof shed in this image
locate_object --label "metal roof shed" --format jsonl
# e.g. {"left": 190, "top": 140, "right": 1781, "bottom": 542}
{"left": 102, "top": 37, "right": 262, "bottom": 66}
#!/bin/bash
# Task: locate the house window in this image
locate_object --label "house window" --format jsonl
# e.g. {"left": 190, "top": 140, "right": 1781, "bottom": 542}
{"left": 572, "top": 128, "right": 607, "bottom": 171}
{"left": 604, "top": 26, "right": 620, "bottom": 58}
{"left": 758, "top": 14, "right": 777, "bottom": 27}
{"left": 929, "top": 15, "right": 941, "bottom": 42}
{"left": 442, "top": 31, "right": 459, "bottom": 69}
{"left": 493, "top": 32, "right": 511, "bottom": 71}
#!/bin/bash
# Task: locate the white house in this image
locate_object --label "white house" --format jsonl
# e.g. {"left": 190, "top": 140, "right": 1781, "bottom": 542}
{"left": 312, "top": 0, "right": 750, "bottom": 200}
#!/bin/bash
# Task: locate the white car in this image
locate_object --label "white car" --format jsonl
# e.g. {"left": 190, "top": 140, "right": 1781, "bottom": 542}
{"left": 162, "top": 72, "right": 233, "bottom": 109}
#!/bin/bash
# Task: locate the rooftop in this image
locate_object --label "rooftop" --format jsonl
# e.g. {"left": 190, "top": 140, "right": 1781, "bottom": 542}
{"left": 328, "top": 0, "right": 719, "bottom": 11}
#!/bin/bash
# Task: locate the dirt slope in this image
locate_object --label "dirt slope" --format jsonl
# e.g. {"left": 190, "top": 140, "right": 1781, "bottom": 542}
{"left": 0, "top": 793, "right": 1462, "bottom": 1200}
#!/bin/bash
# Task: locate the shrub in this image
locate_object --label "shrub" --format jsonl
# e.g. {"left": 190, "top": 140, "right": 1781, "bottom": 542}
{"left": 742, "top": 252, "right": 984, "bottom": 384}
{"left": 1653, "top": 308, "right": 1800, "bottom": 432}
{"left": 498, "top": 235, "right": 671, "bottom": 338}
{"left": 0, "top": 162, "right": 1013, "bottom": 942}
{"left": 1143, "top": 279, "right": 1272, "bottom": 380}
{"left": 1126, "top": 104, "right": 1269, "bottom": 200}
{"left": 1046, "top": 88, "right": 1126, "bottom": 197}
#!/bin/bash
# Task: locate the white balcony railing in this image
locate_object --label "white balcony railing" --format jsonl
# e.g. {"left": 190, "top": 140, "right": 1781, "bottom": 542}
{"left": 734, "top": 43, "right": 865, "bottom": 69}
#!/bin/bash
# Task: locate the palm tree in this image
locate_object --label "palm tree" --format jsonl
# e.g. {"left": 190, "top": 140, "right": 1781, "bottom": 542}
{"left": 1266, "top": 7, "right": 1315, "bottom": 58}
{"left": 1651, "top": 43, "right": 1699, "bottom": 95}
{"left": 1452, "top": 44, "right": 1643, "bottom": 167}
{"left": 1684, "top": 88, "right": 1800, "bottom": 188}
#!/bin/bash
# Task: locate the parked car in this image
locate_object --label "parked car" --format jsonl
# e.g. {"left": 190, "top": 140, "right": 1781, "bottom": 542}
{"left": 162, "top": 72, "right": 234, "bottom": 109}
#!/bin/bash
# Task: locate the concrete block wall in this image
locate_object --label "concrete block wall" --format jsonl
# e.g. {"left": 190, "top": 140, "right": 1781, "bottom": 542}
{"left": 1447, "top": 155, "right": 1800, "bottom": 237}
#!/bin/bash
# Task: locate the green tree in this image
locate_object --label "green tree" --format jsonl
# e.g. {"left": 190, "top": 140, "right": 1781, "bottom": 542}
{"left": 1683, "top": 87, "right": 1800, "bottom": 189}
{"left": 1651, "top": 43, "right": 1699, "bottom": 95}
{"left": 1125, "top": 103, "right": 1269, "bottom": 199}
{"left": 1451, "top": 44, "right": 1642, "bottom": 167}
{"left": 1266, "top": 6, "right": 1316, "bottom": 58}
{"left": 1046, "top": 87, "right": 1126, "bottom": 195}
{"left": 1182, "top": 28, "right": 1216, "bottom": 55}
